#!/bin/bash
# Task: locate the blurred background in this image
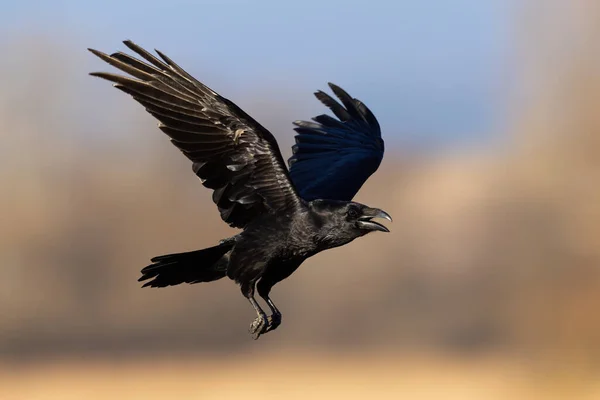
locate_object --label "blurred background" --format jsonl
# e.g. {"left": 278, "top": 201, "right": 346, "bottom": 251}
{"left": 1, "top": 0, "right": 600, "bottom": 398}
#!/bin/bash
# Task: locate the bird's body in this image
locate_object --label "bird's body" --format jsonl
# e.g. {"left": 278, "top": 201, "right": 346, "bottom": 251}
{"left": 89, "top": 41, "right": 391, "bottom": 339}
{"left": 229, "top": 199, "right": 386, "bottom": 289}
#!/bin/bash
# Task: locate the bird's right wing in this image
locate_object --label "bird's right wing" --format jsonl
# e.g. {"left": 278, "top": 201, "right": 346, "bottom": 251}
{"left": 89, "top": 41, "right": 301, "bottom": 228}
{"left": 288, "top": 83, "right": 384, "bottom": 201}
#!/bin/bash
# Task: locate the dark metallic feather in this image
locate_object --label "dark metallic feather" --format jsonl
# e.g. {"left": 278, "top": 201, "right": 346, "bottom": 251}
{"left": 89, "top": 41, "right": 301, "bottom": 228}
{"left": 288, "top": 83, "right": 384, "bottom": 201}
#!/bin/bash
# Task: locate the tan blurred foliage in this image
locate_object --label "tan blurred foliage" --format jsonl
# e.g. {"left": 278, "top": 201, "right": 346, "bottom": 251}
{"left": 0, "top": 1, "right": 599, "bottom": 397}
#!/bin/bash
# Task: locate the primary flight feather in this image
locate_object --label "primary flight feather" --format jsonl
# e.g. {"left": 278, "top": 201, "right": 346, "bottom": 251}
{"left": 89, "top": 41, "right": 390, "bottom": 339}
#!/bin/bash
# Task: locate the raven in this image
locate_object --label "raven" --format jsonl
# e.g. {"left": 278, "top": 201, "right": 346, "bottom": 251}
{"left": 89, "top": 41, "right": 391, "bottom": 339}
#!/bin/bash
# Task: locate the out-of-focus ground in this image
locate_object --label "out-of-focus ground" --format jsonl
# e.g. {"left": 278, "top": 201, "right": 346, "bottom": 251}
{"left": 2, "top": 1, "right": 600, "bottom": 399}
{"left": 3, "top": 353, "right": 600, "bottom": 400}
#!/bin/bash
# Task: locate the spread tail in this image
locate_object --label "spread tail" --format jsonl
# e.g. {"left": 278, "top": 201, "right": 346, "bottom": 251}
{"left": 138, "top": 239, "right": 234, "bottom": 288}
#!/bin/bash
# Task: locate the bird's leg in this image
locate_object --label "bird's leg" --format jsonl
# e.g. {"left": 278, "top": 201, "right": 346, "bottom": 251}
{"left": 264, "top": 296, "right": 282, "bottom": 333}
{"left": 244, "top": 283, "right": 268, "bottom": 340}
{"left": 257, "top": 279, "right": 282, "bottom": 333}
{"left": 248, "top": 297, "right": 268, "bottom": 339}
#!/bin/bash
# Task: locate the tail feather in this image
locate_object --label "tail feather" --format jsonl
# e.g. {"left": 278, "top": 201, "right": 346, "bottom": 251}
{"left": 139, "top": 240, "right": 234, "bottom": 288}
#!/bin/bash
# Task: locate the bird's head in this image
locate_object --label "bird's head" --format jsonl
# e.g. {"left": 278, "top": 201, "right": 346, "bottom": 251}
{"left": 308, "top": 200, "right": 392, "bottom": 248}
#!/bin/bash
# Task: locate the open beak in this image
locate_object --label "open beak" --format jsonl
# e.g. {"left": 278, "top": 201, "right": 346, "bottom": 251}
{"left": 356, "top": 207, "right": 392, "bottom": 233}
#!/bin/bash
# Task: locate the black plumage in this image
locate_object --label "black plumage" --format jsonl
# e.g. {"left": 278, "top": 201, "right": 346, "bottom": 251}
{"left": 89, "top": 41, "right": 391, "bottom": 339}
{"left": 289, "top": 84, "right": 384, "bottom": 201}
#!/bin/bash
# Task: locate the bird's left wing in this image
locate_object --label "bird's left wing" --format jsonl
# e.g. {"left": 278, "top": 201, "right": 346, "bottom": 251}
{"left": 89, "top": 41, "right": 301, "bottom": 228}
{"left": 288, "top": 83, "right": 384, "bottom": 201}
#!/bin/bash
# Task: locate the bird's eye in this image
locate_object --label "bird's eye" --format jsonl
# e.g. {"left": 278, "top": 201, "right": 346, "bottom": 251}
{"left": 347, "top": 207, "right": 359, "bottom": 219}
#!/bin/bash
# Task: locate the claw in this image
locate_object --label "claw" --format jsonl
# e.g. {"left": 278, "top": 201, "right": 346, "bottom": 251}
{"left": 265, "top": 313, "right": 282, "bottom": 333}
{"left": 249, "top": 314, "right": 267, "bottom": 340}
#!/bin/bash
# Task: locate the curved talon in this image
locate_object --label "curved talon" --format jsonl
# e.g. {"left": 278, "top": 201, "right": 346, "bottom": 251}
{"left": 249, "top": 315, "right": 268, "bottom": 340}
{"left": 265, "top": 313, "right": 282, "bottom": 333}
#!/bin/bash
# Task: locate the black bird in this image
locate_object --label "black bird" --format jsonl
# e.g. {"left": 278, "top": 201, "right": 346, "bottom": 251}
{"left": 89, "top": 41, "right": 391, "bottom": 339}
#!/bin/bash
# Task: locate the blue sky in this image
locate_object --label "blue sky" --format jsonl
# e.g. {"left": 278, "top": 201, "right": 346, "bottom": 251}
{"left": 2, "top": 0, "right": 515, "bottom": 149}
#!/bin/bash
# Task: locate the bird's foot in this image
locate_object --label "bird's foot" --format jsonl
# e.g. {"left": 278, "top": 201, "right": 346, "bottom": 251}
{"left": 249, "top": 314, "right": 268, "bottom": 340}
{"left": 265, "top": 312, "right": 282, "bottom": 333}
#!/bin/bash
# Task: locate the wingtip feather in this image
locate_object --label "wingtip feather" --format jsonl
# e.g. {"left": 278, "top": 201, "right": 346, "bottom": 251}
{"left": 88, "top": 71, "right": 105, "bottom": 78}
{"left": 122, "top": 39, "right": 136, "bottom": 48}
{"left": 87, "top": 48, "right": 109, "bottom": 59}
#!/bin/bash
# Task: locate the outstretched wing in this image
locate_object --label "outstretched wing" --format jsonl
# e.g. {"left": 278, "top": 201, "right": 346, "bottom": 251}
{"left": 89, "top": 41, "right": 301, "bottom": 228}
{"left": 288, "top": 83, "right": 384, "bottom": 201}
